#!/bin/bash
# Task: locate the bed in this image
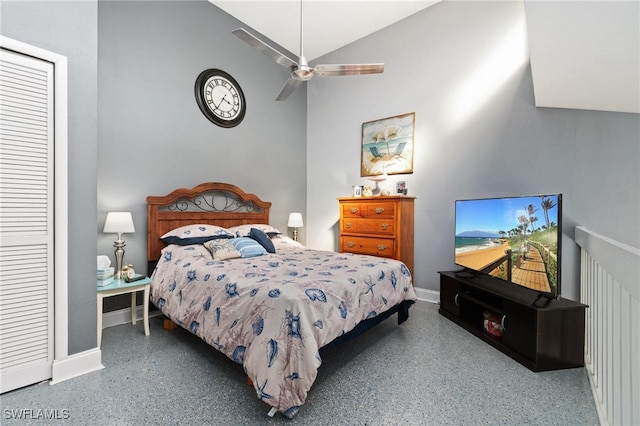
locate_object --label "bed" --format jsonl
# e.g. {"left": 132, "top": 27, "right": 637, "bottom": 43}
{"left": 146, "top": 182, "right": 417, "bottom": 418}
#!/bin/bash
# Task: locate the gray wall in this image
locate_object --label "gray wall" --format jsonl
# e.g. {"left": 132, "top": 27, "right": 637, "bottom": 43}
{"left": 306, "top": 0, "right": 640, "bottom": 302}
{"left": 0, "top": 1, "right": 99, "bottom": 353}
{"left": 97, "top": 0, "right": 307, "bottom": 304}
{"left": 3, "top": 0, "right": 636, "bottom": 352}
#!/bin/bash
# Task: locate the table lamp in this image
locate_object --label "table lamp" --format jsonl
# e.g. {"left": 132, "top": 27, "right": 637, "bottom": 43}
{"left": 103, "top": 212, "right": 135, "bottom": 279}
{"left": 367, "top": 165, "right": 389, "bottom": 196}
{"left": 287, "top": 212, "right": 304, "bottom": 242}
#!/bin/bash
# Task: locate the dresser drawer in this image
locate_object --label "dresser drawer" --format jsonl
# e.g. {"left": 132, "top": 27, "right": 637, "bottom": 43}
{"left": 342, "top": 203, "right": 363, "bottom": 218}
{"left": 362, "top": 202, "right": 395, "bottom": 218}
{"left": 341, "top": 236, "right": 395, "bottom": 258}
{"left": 341, "top": 202, "right": 396, "bottom": 218}
{"left": 341, "top": 218, "right": 395, "bottom": 236}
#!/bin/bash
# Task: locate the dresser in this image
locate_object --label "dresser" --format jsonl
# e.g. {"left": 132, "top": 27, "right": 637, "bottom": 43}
{"left": 338, "top": 196, "right": 416, "bottom": 274}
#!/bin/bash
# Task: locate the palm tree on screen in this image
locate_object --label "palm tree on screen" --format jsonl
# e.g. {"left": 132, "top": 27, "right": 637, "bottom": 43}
{"left": 527, "top": 204, "right": 537, "bottom": 233}
{"left": 541, "top": 197, "right": 557, "bottom": 229}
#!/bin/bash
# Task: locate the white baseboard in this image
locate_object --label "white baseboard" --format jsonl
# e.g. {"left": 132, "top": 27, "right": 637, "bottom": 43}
{"left": 101, "top": 305, "right": 162, "bottom": 329}
{"left": 415, "top": 287, "right": 439, "bottom": 304}
{"left": 49, "top": 306, "right": 163, "bottom": 386}
{"left": 51, "top": 348, "right": 104, "bottom": 385}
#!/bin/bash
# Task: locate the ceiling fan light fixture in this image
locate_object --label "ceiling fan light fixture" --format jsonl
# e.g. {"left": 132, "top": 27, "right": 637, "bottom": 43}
{"left": 292, "top": 66, "right": 314, "bottom": 81}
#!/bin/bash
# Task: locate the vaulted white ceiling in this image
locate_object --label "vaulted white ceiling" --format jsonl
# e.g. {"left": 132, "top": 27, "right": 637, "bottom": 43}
{"left": 210, "top": 0, "right": 441, "bottom": 61}
{"left": 210, "top": 0, "right": 639, "bottom": 114}
{"left": 525, "top": 0, "right": 639, "bottom": 114}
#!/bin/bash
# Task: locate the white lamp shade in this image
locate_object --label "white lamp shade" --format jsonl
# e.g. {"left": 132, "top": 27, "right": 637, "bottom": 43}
{"left": 287, "top": 212, "right": 304, "bottom": 228}
{"left": 103, "top": 212, "right": 135, "bottom": 234}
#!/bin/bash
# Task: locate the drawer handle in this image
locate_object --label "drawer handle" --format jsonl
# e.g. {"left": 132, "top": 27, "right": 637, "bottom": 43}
{"left": 350, "top": 208, "right": 359, "bottom": 214}
{"left": 375, "top": 207, "right": 384, "bottom": 214}
{"left": 377, "top": 244, "right": 387, "bottom": 251}
{"left": 345, "top": 222, "right": 352, "bottom": 229}
{"left": 381, "top": 223, "right": 389, "bottom": 230}
{"left": 454, "top": 293, "right": 460, "bottom": 307}
{"left": 347, "top": 241, "right": 355, "bottom": 248}
{"left": 501, "top": 315, "right": 507, "bottom": 330}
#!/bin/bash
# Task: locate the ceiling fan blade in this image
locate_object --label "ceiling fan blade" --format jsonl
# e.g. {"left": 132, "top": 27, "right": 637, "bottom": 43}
{"left": 314, "top": 63, "right": 384, "bottom": 77}
{"left": 276, "top": 78, "right": 303, "bottom": 101}
{"left": 232, "top": 28, "right": 298, "bottom": 68}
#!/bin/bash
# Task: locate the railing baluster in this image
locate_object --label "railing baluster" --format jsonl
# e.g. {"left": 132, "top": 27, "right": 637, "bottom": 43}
{"left": 576, "top": 226, "right": 639, "bottom": 426}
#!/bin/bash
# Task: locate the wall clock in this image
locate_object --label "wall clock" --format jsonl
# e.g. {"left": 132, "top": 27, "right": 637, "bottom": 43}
{"left": 194, "top": 69, "right": 246, "bottom": 128}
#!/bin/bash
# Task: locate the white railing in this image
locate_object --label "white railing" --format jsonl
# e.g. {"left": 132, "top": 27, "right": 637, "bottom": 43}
{"left": 575, "top": 226, "right": 640, "bottom": 426}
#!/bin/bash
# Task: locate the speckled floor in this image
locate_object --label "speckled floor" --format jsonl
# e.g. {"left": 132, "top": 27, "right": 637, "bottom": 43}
{"left": 1, "top": 301, "right": 598, "bottom": 425}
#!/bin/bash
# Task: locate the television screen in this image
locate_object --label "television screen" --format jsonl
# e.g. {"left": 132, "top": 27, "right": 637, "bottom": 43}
{"left": 455, "top": 194, "right": 562, "bottom": 297}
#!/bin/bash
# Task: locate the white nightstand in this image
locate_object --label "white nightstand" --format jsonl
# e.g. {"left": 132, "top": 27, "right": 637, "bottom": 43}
{"left": 97, "top": 277, "right": 151, "bottom": 347}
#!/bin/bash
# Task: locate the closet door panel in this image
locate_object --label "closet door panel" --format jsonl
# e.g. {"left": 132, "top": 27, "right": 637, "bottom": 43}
{"left": 0, "top": 48, "right": 54, "bottom": 393}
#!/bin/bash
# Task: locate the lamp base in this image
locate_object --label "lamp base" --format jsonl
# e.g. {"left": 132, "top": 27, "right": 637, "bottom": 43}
{"left": 113, "top": 239, "right": 126, "bottom": 279}
{"left": 292, "top": 229, "right": 298, "bottom": 242}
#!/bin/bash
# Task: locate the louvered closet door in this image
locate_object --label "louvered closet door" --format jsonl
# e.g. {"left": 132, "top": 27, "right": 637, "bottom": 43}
{"left": 0, "top": 49, "right": 54, "bottom": 393}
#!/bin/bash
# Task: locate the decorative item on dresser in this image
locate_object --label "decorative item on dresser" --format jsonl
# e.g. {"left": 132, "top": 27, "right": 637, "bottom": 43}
{"left": 338, "top": 195, "right": 415, "bottom": 274}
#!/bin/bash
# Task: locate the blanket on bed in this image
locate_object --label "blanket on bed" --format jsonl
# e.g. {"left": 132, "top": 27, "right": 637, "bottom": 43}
{"left": 150, "top": 237, "right": 417, "bottom": 417}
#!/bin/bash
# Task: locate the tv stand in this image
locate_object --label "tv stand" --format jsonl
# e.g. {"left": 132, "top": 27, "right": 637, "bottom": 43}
{"left": 439, "top": 271, "right": 587, "bottom": 372}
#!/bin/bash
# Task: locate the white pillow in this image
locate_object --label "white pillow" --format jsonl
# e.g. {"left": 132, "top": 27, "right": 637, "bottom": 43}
{"left": 161, "top": 224, "right": 234, "bottom": 245}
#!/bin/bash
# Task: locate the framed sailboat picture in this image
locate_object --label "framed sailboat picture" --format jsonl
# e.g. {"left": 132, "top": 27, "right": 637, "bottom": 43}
{"left": 361, "top": 112, "right": 415, "bottom": 177}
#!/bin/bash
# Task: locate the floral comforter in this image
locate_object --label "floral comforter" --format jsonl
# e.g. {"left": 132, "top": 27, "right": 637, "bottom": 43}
{"left": 150, "top": 236, "right": 417, "bottom": 418}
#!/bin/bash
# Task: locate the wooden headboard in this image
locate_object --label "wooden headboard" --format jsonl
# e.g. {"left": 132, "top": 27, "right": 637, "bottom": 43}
{"left": 146, "top": 182, "right": 271, "bottom": 265}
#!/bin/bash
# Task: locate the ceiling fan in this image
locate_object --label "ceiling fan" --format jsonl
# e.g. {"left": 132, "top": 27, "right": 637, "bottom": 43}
{"left": 232, "top": 1, "right": 384, "bottom": 101}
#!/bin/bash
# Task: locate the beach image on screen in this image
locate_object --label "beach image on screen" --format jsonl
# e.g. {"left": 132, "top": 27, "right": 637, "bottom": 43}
{"left": 455, "top": 195, "right": 561, "bottom": 294}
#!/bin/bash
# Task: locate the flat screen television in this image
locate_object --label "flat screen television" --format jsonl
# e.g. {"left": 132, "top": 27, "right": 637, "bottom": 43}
{"left": 454, "top": 194, "right": 562, "bottom": 298}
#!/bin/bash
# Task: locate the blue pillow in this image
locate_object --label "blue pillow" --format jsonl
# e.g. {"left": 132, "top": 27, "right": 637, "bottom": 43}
{"left": 250, "top": 228, "right": 276, "bottom": 253}
{"left": 230, "top": 237, "right": 267, "bottom": 258}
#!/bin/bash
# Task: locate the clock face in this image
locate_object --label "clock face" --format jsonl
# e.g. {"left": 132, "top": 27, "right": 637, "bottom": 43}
{"left": 195, "top": 69, "right": 246, "bottom": 128}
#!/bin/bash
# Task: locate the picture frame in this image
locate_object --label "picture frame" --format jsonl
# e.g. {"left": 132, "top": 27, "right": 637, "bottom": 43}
{"left": 396, "top": 180, "right": 407, "bottom": 195}
{"left": 361, "top": 112, "right": 415, "bottom": 177}
{"left": 352, "top": 185, "right": 362, "bottom": 197}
